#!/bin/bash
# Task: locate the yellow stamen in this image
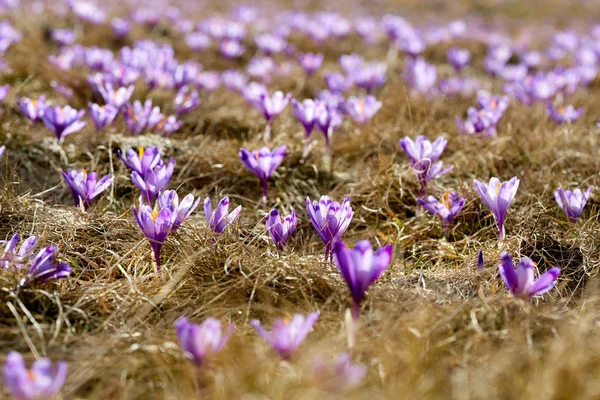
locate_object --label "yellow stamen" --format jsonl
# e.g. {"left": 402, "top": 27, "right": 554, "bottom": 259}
{"left": 138, "top": 146, "right": 144, "bottom": 159}
{"left": 496, "top": 183, "right": 501, "bottom": 195}
{"left": 443, "top": 192, "right": 451, "bottom": 209}
{"left": 151, "top": 210, "right": 159, "bottom": 221}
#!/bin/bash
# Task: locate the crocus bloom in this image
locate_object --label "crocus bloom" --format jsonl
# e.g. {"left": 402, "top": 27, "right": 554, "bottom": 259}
{"left": 403, "top": 57, "right": 437, "bottom": 95}
{"left": 250, "top": 90, "right": 292, "bottom": 124}
{"left": 298, "top": 52, "right": 324, "bottom": 76}
{"left": 204, "top": 196, "right": 241, "bottom": 234}
{"left": 447, "top": 47, "right": 471, "bottom": 71}
{"left": 292, "top": 99, "right": 317, "bottom": 152}
{"left": 98, "top": 83, "right": 134, "bottom": 109}
{"left": 174, "top": 86, "right": 201, "bottom": 116}
{"left": 345, "top": 96, "right": 382, "bottom": 124}
{"left": 62, "top": 169, "right": 113, "bottom": 210}
{"left": 0, "top": 83, "right": 9, "bottom": 101}
{"left": 41, "top": 105, "right": 86, "bottom": 143}
{"left": 158, "top": 190, "right": 201, "bottom": 231}
{"left": 546, "top": 103, "right": 583, "bottom": 124}
{"left": 399, "top": 136, "right": 453, "bottom": 195}
{"left": 123, "top": 100, "right": 162, "bottom": 135}
{"left": 477, "top": 250, "right": 484, "bottom": 270}
{"left": 174, "top": 316, "right": 235, "bottom": 367}
{"left": 111, "top": 18, "right": 131, "bottom": 38}
{"left": 554, "top": 187, "right": 592, "bottom": 222}
{"left": 499, "top": 252, "right": 561, "bottom": 299}
{"left": 131, "top": 158, "right": 175, "bottom": 204}
{"left": 133, "top": 204, "right": 176, "bottom": 270}
{"left": 250, "top": 312, "right": 319, "bottom": 360}
{"left": 3, "top": 351, "right": 68, "bottom": 400}
{"left": 306, "top": 196, "right": 353, "bottom": 260}
{"left": 473, "top": 177, "right": 520, "bottom": 239}
{"left": 417, "top": 191, "right": 466, "bottom": 236}
{"left": 89, "top": 103, "right": 118, "bottom": 131}
{"left": 313, "top": 353, "right": 366, "bottom": 391}
{"left": 333, "top": 240, "right": 393, "bottom": 318}
{"left": 17, "top": 96, "right": 48, "bottom": 122}
{"left": 239, "top": 146, "right": 286, "bottom": 200}
{"left": 19, "top": 246, "right": 72, "bottom": 288}
{"left": 0, "top": 234, "right": 37, "bottom": 269}
{"left": 266, "top": 209, "right": 297, "bottom": 250}
{"left": 118, "top": 146, "right": 162, "bottom": 178}
{"left": 51, "top": 28, "right": 76, "bottom": 46}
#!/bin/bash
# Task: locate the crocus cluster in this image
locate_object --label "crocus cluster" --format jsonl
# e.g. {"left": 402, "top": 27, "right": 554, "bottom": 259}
{"left": 456, "top": 91, "right": 509, "bottom": 137}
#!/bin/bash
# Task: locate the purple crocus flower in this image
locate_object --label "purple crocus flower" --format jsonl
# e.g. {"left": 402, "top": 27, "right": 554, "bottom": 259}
{"left": 41, "top": 105, "right": 87, "bottom": 143}
{"left": 306, "top": 196, "right": 353, "bottom": 260}
{"left": 399, "top": 136, "right": 453, "bottom": 195}
{"left": 186, "top": 32, "right": 212, "bottom": 51}
{"left": 131, "top": 158, "right": 175, "bottom": 204}
{"left": 251, "top": 90, "right": 292, "bottom": 123}
{"left": 19, "top": 246, "right": 72, "bottom": 288}
{"left": 254, "top": 33, "right": 287, "bottom": 55}
{"left": 51, "top": 28, "right": 76, "bottom": 46}
{"left": 477, "top": 250, "right": 484, "bottom": 271}
{"left": 498, "top": 252, "right": 561, "bottom": 299}
{"left": 133, "top": 203, "right": 176, "bottom": 270}
{"left": 196, "top": 71, "right": 221, "bottom": 92}
{"left": 204, "top": 196, "right": 241, "bottom": 234}
{"left": 174, "top": 86, "right": 201, "bottom": 116}
{"left": 239, "top": 146, "right": 286, "bottom": 201}
{"left": 325, "top": 72, "right": 352, "bottom": 94}
{"left": 89, "top": 103, "right": 118, "bottom": 131}
{"left": 313, "top": 352, "right": 366, "bottom": 391}
{"left": 118, "top": 146, "right": 162, "bottom": 178}
{"left": 554, "top": 187, "right": 592, "bottom": 222}
{"left": 158, "top": 190, "right": 201, "bottom": 231}
{"left": 266, "top": 209, "right": 297, "bottom": 250}
{"left": 417, "top": 191, "right": 466, "bottom": 236}
{"left": 345, "top": 96, "right": 382, "bottom": 124}
{"left": 473, "top": 177, "right": 520, "bottom": 239}
{"left": 62, "top": 169, "right": 113, "bottom": 210}
{"left": 3, "top": 351, "right": 68, "bottom": 400}
{"left": 333, "top": 240, "right": 393, "bottom": 319}
{"left": 98, "top": 83, "right": 134, "bottom": 109}
{"left": 250, "top": 312, "right": 319, "bottom": 360}
{"left": 219, "top": 39, "right": 245, "bottom": 59}
{"left": 292, "top": 99, "right": 318, "bottom": 149}
{"left": 298, "top": 52, "right": 324, "bottom": 76}
{"left": 0, "top": 234, "right": 37, "bottom": 269}
{"left": 447, "top": 47, "right": 471, "bottom": 71}
{"left": 111, "top": 18, "right": 131, "bottom": 38}
{"left": 0, "top": 83, "right": 9, "bottom": 101}
{"left": 546, "top": 103, "right": 583, "bottom": 124}
{"left": 221, "top": 70, "right": 248, "bottom": 93}
{"left": 174, "top": 316, "right": 234, "bottom": 367}
{"left": 17, "top": 96, "right": 48, "bottom": 123}
{"left": 403, "top": 57, "right": 437, "bottom": 95}
{"left": 123, "top": 100, "right": 162, "bottom": 135}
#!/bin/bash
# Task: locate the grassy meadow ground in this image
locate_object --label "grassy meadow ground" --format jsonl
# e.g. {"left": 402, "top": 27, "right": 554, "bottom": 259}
{"left": 2, "top": 0, "right": 600, "bottom": 398}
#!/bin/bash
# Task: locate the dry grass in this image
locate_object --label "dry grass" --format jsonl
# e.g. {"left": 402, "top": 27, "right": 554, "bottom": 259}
{"left": 1, "top": 1, "right": 600, "bottom": 399}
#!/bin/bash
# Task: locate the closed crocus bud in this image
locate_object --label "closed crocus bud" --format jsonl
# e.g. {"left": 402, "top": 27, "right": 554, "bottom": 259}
{"left": 473, "top": 177, "right": 519, "bottom": 239}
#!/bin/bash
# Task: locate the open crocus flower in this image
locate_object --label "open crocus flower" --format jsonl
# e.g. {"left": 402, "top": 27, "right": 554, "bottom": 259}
{"left": 3, "top": 351, "right": 68, "bottom": 400}
{"left": 174, "top": 316, "right": 235, "bottom": 367}
{"left": 473, "top": 177, "right": 520, "bottom": 239}
{"left": 19, "top": 246, "right": 72, "bottom": 288}
{"left": 546, "top": 103, "right": 583, "bottom": 124}
{"left": 298, "top": 52, "right": 324, "bottom": 76}
{"left": 41, "top": 105, "right": 87, "bottom": 143}
{"left": 554, "top": 187, "right": 592, "bottom": 222}
{"left": 266, "top": 208, "right": 297, "bottom": 250}
{"left": 98, "top": 82, "right": 134, "bottom": 109}
{"left": 131, "top": 158, "right": 175, "bottom": 204}
{"left": 133, "top": 204, "right": 176, "bottom": 271}
{"left": 204, "top": 196, "right": 242, "bottom": 234}
{"left": 250, "top": 312, "right": 319, "bottom": 360}
{"left": 313, "top": 352, "right": 367, "bottom": 392}
{"left": 239, "top": 146, "right": 286, "bottom": 201}
{"left": 417, "top": 191, "right": 466, "bottom": 236}
{"left": 306, "top": 196, "right": 353, "bottom": 260}
{"left": 399, "top": 136, "right": 453, "bottom": 195}
{"left": 174, "top": 86, "right": 201, "bottom": 116}
{"left": 17, "top": 96, "right": 48, "bottom": 123}
{"left": 0, "top": 233, "right": 37, "bottom": 269}
{"left": 118, "top": 146, "right": 162, "bottom": 178}
{"left": 158, "top": 190, "right": 201, "bottom": 231}
{"left": 447, "top": 47, "right": 471, "bottom": 71}
{"left": 333, "top": 240, "right": 393, "bottom": 319}
{"left": 499, "top": 252, "right": 561, "bottom": 299}
{"left": 89, "top": 103, "right": 118, "bottom": 131}
{"left": 62, "top": 169, "right": 113, "bottom": 210}
{"left": 247, "top": 90, "right": 292, "bottom": 141}
{"left": 345, "top": 95, "right": 382, "bottom": 124}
